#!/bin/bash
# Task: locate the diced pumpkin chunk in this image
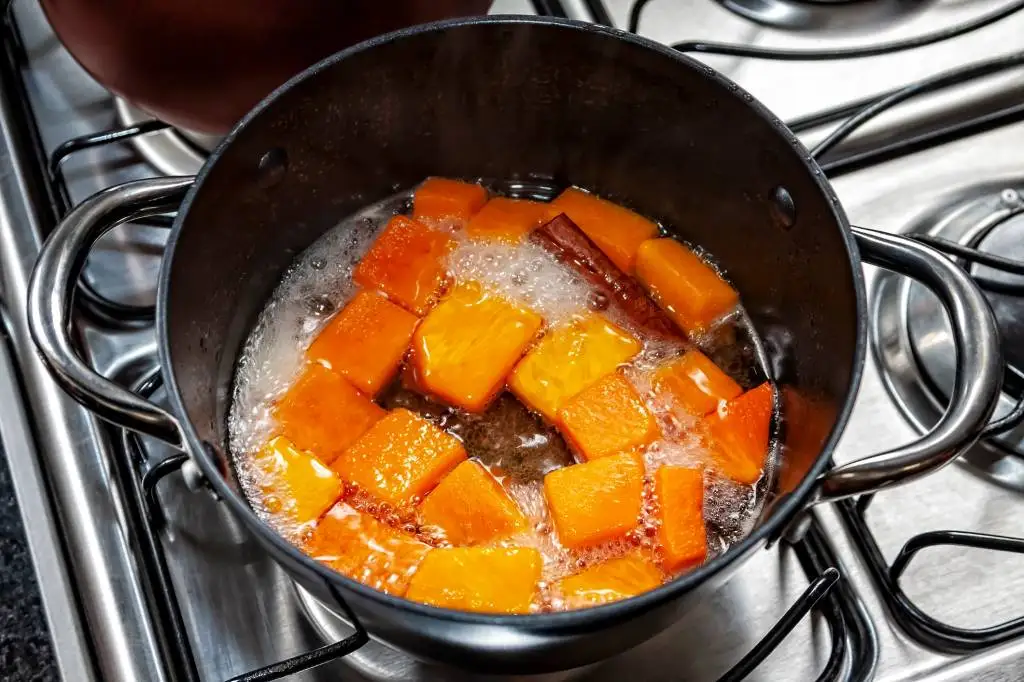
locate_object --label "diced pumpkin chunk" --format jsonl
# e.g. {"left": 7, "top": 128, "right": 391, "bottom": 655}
{"left": 704, "top": 383, "right": 774, "bottom": 484}
{"left": 465, "top": 197, "right": 552, "bottom": 242}
{"left": 557, "top": 372, "right": 659, "bottom": 461}
{"left": 353, "top": 215, "right": 454, "bottom": 315}
{"left": 543, "top": 451, "right": 644, "bottom": 550}
{"left": 304, "top": 503, "right": 430, "bottom": 595}
{"left": 653, "top": 350, "right": 742, "bottom": 416}
{"left": 273, "top": 362, "right": 385, "bottom": 465}
{"left": 409, "top": 282, "right": 543, "bottom": 412}
{"left": 254, "top": 436, "right": 342, "bottom": 528}
{"left": 655, "top": 466, "right": 707, "bottom": 572}
{"left": 413, "top": 177, "right": 488, "bottom": 222}
{"left": 405, "top": 546, "right": 541, "bottom": 614}
{"left": 307, "top": 290, "right": 419, "bottom": 397}
{"left": 635, "top": 238, "right": 739, "bottom": 335}
{"left": 556, "top": 553, "right": 664, "bottom": 608}
{"left": 419, "top": 460, "right": 527, "bottom": 546}
{"left": 550, "top": 187, "right": 659, "bottom": 273}
{"left": 509, "top": 313, "right": 641, "bottom": 422}
{"left": 331, "top": 408, "right": 466, "bottom": 506}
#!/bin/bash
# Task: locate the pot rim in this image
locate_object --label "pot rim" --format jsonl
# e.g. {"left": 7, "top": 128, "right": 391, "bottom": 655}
{"left": 157, "top": 14, "right": 868, "bottom": 632}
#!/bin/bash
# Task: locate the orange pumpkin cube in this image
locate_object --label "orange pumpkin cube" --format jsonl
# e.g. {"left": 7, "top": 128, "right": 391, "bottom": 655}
{"left": 465, "top": 197, "right": 552, "bottom": 242}
{"left": 331, "top": 408, "right": 466, "bottom": 506}
{"left": 253, "top": 436, "right": 343, "bottom": 528}
{"left": 509, "top": 313, "right": 641, "bottom": 422}
{"left": 273, "top": 362, "right": 385, "bottom": 465}
{"left": 654, "top": 466, "right": 707, "bottom": 572}
{"left": 550, "top": 187, "right": 659, "bottom": 273}
{"left": 635, "top": 238, "right": 739, "bottom": 335}
{"left": 405, "top": 546, "right": 541, "bottom": 614}
{"left": 543, "top": 451, "right": 645, "bottom": 550}
{"left": 413, "top": 177, "right": 488, "bottom": 223}
{"left": 304, "top": 503, "right": 430, "bottom": 595}
{"left": 419, "top": 460, "right": 527, "bottom": 546}
{"left": 409, "top": 282, "right": 543, "bottom": 412}
{"left": 307, "top": 290, "right": 419, "bottom": 397}
{"left": 557, "top": 372, "right": 659, "bottom": 461}
{"left": 353, "top": 215, "right": 454, "bottom": 315}
{"left": 653, "top": 350, "right": 742, "bottom": 416}
{"left": 704, "top": 382, "right": 774, "bottom": 484}
{"left": 556, "top": 552, "right": 664, "bottom": 608}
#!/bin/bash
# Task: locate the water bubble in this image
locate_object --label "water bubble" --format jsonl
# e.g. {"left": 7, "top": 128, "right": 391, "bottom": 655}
{"left": 445, "top": 237, "right": 592, "bottom": 326}
{"left": 307, "top": 296, "right": 334, "bottom": 317}
{"left": 588, "top": 290, "right": 610, "bottom": 311}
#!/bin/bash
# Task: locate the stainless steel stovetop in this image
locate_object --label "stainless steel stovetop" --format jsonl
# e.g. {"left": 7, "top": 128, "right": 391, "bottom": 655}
{"left": 1, "top": 0, "right": 1023, "bottom": 680}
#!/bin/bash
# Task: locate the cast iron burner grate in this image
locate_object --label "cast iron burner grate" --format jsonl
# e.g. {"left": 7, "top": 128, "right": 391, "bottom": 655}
{"left": 6, "top": 0, "right": 1024, "bottom": 678}
{"left": 838, "top": 496, "right": 1024, "bottom": 653}
{"left": 113, "top": 98, "right": 218, "bottom": 177}
{"left": 711, "top": 0, "right": 930, "bottom": 33}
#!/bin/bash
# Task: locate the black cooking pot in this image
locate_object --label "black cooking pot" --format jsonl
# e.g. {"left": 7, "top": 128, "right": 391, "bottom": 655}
{"left": 28, "top": 17, "right": 1004, "bottom": 674}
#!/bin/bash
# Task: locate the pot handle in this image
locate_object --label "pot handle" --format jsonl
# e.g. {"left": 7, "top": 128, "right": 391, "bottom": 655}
{"left": 815, "top": 226, "right": 1004, "bottom": 503}
{"left": 28, "top": 177, "right": 195, "bottom": 449}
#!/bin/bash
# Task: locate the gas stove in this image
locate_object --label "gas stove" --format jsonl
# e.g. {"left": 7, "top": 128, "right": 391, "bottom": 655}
{"left": 1, "top": 0, "right": 1023, "bottom": 681}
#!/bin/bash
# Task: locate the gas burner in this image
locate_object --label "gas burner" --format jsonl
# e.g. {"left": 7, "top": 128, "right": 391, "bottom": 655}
{"left": 873, "top": 184, "right": 1024, "bottom": 491}
{"left": 293, "top": 585, "right": 590, "bottom": 682}
{"left": 714, "top": 0, "right": 928, "bottom": 31}
{"left": 114, "top": 98, "right": 218, "bottom": 176}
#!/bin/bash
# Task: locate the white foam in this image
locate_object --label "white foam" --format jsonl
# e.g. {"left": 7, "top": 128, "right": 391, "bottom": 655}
{"left": 445, "top": 236, "right": 592, "bottom": 326}
{"left": 703, "top": 478, "right": 760, "bottom": 558}
{"left": 229, "top": 191, "right": 407, "bottom": 533}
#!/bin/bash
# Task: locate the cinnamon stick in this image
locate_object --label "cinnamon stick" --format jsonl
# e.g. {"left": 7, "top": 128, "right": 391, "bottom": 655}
{"left": 530, "top": 213, "right": 683, "bottom": 341}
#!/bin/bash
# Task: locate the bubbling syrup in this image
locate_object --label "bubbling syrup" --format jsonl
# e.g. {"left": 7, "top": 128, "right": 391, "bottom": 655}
{"left": 228, "top": 186, "right": 776, "bottom": 610}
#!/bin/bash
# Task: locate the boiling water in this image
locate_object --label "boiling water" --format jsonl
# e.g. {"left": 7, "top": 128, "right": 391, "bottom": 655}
{"left": 228, "top": 187, "right": 776, "bottom": 609}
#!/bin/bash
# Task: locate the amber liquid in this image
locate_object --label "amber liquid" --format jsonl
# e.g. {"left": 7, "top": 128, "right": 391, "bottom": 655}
{"left": 228, "top": 187, "right": 775, "bottom": 612}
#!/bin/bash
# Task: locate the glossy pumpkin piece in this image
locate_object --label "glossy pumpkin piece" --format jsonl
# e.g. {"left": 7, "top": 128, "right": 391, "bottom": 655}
{"left": 654, "top": 466, "right": 707, "bottom": 572}
{"left": 272, "top": 362, "right": 385, "bottom": 465}
{"left": 352, "top": 215, "right": 454, "bottom": 315}
{"left": 405, "top": 546, "right": 542, "bottom": 614}
{"left": 557, "top": 372, "right": 659, "bottom": 461}
{"left": 634, "top": 238, "right": 739, "bottom": 335}
{"left": 409, "top": 282, "right": 543, "bottom": 412}
{"left": 549, "top": 187, "right": 659, "bottom": 273}
{"left": 253, "top": 436, "right": 343, "bottom": 529}
{"left": 556, "top": 552, "right": 664, "bottom": 609}
{"left": 465, "top": 197, "right": 553, "bottom": 242}
{"left": 331, "top": 408, "right": 467, "bottom": 506}
{"left": 653, "top": 349, "right": 742, "bottom": 416}
{"left": 413, "top": 177, "right": 488, "bottom": 222}
{"left": 704, "top": 382, "right": 774, "bottom": 484}
{"left": 304, "top": 502, "right": 430, "bottom": 596}
{"left": 419, "top": 460, "right": 527, "bottom": 546}
{"left": 543, "top": 451, "right": 645, "bottom": 550}
{"left": 307, "top": 289, "right": 419, "bottom": 397}
{"left": 509, "top": 313, "right": 641, "bottom": 423}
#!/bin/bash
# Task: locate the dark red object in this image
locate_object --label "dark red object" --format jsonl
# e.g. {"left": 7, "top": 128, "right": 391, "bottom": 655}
{"left": 41, "top": 0, "right": 493, "bottom": 133}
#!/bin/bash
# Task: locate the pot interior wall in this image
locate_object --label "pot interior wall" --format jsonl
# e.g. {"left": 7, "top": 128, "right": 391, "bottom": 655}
{"left": 164, "top": 19, "right": 859, "bottom": 513}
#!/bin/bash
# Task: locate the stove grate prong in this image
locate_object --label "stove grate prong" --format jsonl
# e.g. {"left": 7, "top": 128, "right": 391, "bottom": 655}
{"left": 839, "top": 499, "right": 1024, "bottom": 653}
